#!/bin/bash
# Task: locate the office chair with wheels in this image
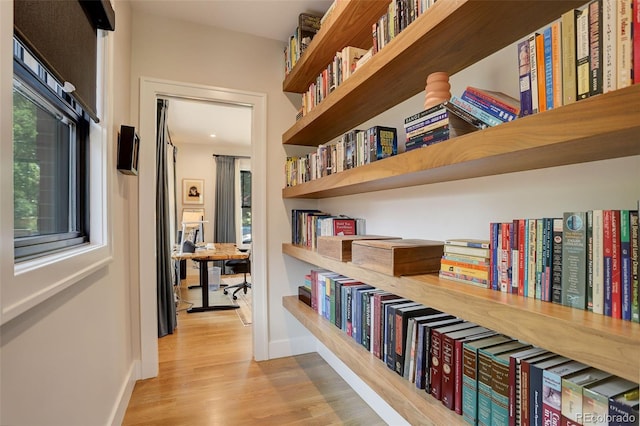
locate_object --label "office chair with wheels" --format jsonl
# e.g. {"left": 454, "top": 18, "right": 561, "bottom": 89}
{"left": 223, "top": 254, "right": 251, "bottom": 300}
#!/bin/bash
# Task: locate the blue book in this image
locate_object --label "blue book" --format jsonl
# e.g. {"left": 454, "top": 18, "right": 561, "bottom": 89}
{"left": 543, "top": 26, "right": 554, "bottom": 110}
{"left": 517, "top": 38, "right": 533, "bottom": 116}
{"left": 450, "top": 96, "right": 504, "bottom": 127}
{"left": 461, "top": 90, "right": 517, "bottom": 122}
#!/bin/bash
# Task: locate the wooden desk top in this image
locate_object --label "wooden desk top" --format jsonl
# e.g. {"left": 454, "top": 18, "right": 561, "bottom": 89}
{"left": 171, "top": 243, "right": 249, "bottom": 261}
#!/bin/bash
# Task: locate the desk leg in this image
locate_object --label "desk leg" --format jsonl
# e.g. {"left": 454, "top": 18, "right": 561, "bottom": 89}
{"left": 187, "top": 260, "right": 239, "bottom": 313}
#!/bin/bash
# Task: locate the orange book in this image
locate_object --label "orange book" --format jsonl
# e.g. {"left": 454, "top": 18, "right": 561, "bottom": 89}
{"left": 535, "top": 33, "right": 547, "bottom": 112}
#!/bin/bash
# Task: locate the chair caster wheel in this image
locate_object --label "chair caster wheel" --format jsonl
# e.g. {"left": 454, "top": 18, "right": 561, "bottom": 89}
{"left": 223, "top": 290, "right": 228, "bottom": 295}
{"left": 233, "top": 295, "right": 238, "bottom": 300}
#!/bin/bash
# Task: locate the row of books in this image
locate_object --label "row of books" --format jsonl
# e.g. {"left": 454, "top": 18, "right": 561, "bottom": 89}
{"left": 291, "top": 209, "right": 365, "bottom": 249}
{"left": 439, "top": 208, "right": 640, "bottom": 324}
{"left": 517, "top": 0, "right": 640, "bottom": 117}
{"left": 284, "top": 13, "right": 322, "bottom": 77}
{"left": 284, "top": 126, "right": 397, "bottom": 187}
{"left": 492, "top": 210, "right": 639, "bottom": 323}
{"left": 299, "top": 46, "right": 372, "bottom": 119}
{"left": 403, "top": 101, "right": 487, "bottom": 152}
{"left": 305, "top": 268, "right": 639, "bottom": 426}
{"left": 448, "top": 86, "right": 522, "bottom": 129}
{"left": 295, "top": 0, "right": 437, "bottom": 120}
{"left": 372, "top": 0, "right": 439, "bottom": 55}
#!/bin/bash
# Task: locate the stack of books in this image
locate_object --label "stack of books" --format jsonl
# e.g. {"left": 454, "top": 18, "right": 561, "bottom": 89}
{"left": 403, "top": 103, "right": 483, "bottom": 152}
{"left": 439, "top": 239, "right": 491, "bottom": 288}
{"left": 449, "top": 86, "right": 521, "bottom": 128}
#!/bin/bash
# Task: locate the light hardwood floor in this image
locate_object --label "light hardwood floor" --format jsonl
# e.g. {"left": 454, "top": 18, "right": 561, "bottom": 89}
{"left": 122, "top": 279, "right": 385, "bottom": 425}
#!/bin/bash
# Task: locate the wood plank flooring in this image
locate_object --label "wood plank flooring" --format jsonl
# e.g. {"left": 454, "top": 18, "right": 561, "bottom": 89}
{"left": 122, "top": 278, "right": 385, "bottom": 425}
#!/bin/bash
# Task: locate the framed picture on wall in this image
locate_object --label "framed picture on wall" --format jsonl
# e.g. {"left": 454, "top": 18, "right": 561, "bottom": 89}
{"left": 183, "top": 179, "right": 204, "bottom": 205}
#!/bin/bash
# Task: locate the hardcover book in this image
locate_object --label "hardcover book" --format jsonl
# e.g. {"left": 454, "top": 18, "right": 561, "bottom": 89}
{"left": 561, "top": 367, "right": 612, "bottom": 425}
{"left": 404, "top": 312, "right": 454, "bottom": 381}
{"left": 517, "top": 38, "right": 533, "bottom": 116}
{"left": 541, "top": 360, "right": 590, "bottom": 426}
{"left": 520, "top": 353, "right": 563, "bottom": 426}
{"left": 576, "top": 7, "right": 591, "bottom": 100}
{"left": 583, "top": 376, "right": 638, "bottom": 425}
{"left": 589, "top": 0, "right": 603, "bottom": 96}
{"left": 477, "top": 341, "right": 531, "bottom": 426}
{"left": 506, "top": 347, "right": 549, "bottom": 426}
{"left": 394, "top": 305, "right": 439, "bottom": 376}
{"left": 461, "top": 335, "right": 514, "bottom": 424}
{"left": 562, "top": 212, "right": 588, "bottom": 309}
{"left": 440, "top": 326, "right": 492, "bottom": 410}
{"left": 414, "top": 315, "right": 460, "bottom": 390}
{"left": 529, "top": 356, "right": 571, "bottom": 426}
{"left": 562, "top": 9, "right": 580, "bottom": 104}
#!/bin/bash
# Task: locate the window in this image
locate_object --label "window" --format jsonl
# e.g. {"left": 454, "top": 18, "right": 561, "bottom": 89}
{"left": 13, "top": 37, "right": 89, "bottom": 261}
{"left": 241, "top": 170, "right": 252, "bottom": 244}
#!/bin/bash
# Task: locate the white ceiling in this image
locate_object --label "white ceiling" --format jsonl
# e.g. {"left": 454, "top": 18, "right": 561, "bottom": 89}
{"left": 132, "top": 0, "right": 333, "bottom": 149}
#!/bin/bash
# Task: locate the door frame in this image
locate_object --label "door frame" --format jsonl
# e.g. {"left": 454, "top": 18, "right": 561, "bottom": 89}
{"left": 138, "top": 77, "right": 268, "bottom": 378}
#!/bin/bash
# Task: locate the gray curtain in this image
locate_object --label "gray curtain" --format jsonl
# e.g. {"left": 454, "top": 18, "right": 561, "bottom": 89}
{"left": 156, "top": 99, "right": 177, "bottom": 337}
{"left": 214, "top": 155, "right": 236, "bottom": 243}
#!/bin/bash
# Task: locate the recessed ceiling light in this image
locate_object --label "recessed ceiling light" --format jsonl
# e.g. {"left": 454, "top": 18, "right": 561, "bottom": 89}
{"left": 210, "top": 134, "right": 216, "bottom": 138}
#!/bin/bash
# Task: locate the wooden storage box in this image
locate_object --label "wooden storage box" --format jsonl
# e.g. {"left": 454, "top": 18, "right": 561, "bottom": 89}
{"left": 317, "top": 235, "right": 398, "bottom": 262}
{"left": 351, "top": 238, "right": 444, "bottom": 276}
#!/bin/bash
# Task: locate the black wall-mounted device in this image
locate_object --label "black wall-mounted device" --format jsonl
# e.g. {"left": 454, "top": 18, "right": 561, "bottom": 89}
{"left": 117, "top": 125, "right": 140, "bottom": 175}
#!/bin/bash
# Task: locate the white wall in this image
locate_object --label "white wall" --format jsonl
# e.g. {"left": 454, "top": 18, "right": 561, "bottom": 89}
{"left": 129, "top": 12, "right": 314, "bottom": 359}
{"left": 0, "top": 2, "right": 139, "bottom": 425}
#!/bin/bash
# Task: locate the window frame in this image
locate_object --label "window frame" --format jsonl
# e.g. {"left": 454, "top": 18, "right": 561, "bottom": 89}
{"left": 12, "top": 40, "right": 91, "bottom": 260}
{"left": 0, "top": 7, "right": 113, "bottom": 324}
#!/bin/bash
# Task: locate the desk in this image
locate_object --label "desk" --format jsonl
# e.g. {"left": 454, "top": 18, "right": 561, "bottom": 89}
{"left": 172, "top": 243, "right": 249, "bottom": 313}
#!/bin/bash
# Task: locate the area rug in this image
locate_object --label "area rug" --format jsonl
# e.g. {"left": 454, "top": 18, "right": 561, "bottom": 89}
{"left": 221, "top": 274, "right": 252, "bottom": 326}
{"left": 177, "top": 274, "right": 252, "bottom": 326}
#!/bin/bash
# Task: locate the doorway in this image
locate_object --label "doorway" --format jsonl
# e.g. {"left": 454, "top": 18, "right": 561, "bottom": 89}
{"left": 138, "top": 78, "right": 268, "bottom": 379}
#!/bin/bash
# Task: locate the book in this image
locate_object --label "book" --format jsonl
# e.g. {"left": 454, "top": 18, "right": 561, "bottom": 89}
{"left": 543, "top": 25, "right": 554, "bottom": 110}
{"left": 477, "top": 341, "right": 531, "bottom": 426}
{"left": 394, "top": 305, "right": 439, "bottom": 376}
{"left": 367, "top": 126, "right": 397, "bottom": 162}
{"left": 449, "top": 96, "right": 505, "bottom": 127}
{"left": 536, "top": 32, "right": 548, "bottom": 111}
{"left": 631, "top": 210, "right": 639, "bottom": 323}
{"left": 583, "top": 376, "right": 638, "bottom": 424}
{"left": 608, "top": 387, "right": 640, "bottom": 425}
{"left": 445, "top": 239, "right": 491, "bottom": 249}
{"left": 577, "top": 7, "right": 591, "bottom": 100}
{"left": 611, "top": 210, "right": 622, "bottom": 318}
{"left": 376, "top": 297, "right": 411, "bottom": 355}
{"left": 529, "top": 356, "right": 571, "bottom": 426}
{"left": 603, "top": 0, "right": 618, "bottom": 93}
{"left": 440, "top": 326, "right": 492, "bottom": 410}
{"left": 414, "top": 315, "right": 460, "bottom": 390}
{"left": 621, "top": 210, "right": 632, "bottom": 321}
{"left": 561, "top": 9, "right": 580, "bottom": 105}
{"left": 551, "top": 218, "right": 563, "bottom": 304}
{"left": 445, "top": 243, "right": 491, "bottom": 259}
{"left": 593, "top": 210, "right": 605, "bottom": 314}
{"left": 405, "top": 312, "right": 454, "bottom": 381}
{"left": 528, "top": 32, "right": 540, "bottom": 113}
{"left": 430, "top": 321, "right": 478, "bottom": 401}
{"left": 589, "top": 0, "right": 603, "bottom": 97}
{"left": 371, "top": 292, "right": 402, "bottom": 357}
{"left": 562, "top": 212, "right": 588, "bottom": 309}
{"left": 507, "top": 346, "right": 548, "bottom": 426}
{"left": 460, "top": 88, "right": 518, "bottom": 122}
{"left": 550, "top": 20, "right": 563, "bottom": 108}
{"left": 520, "top": 352, "right": 563, "bottom": 426}
{"left": 461, "top": 334, "right": 513, "bottom": 422}
{"left": 463, "top": 86, "right": 520, "bottom": 117}
{"left": 541, "top": 360, "right": 590, "bottom": 426}
{"left": 634, "top": 0, "right": 640, "bottom": 84}
{"left": 385, "top": 301, "right": 420, "bottom": 370}
{"left": 517, "top": 37, "right": 534, "bottom": 116}
{"left": 441, "top": 100, "right": 490, "bottom": 130}
{"left": 561, "top": 367, "right": 612, "bottom": 425}
{"left": 617, "top": 0, "right": 633, "bottom": 88}
{"left": 492, "top": 346, "right": 545, "bottom": 426}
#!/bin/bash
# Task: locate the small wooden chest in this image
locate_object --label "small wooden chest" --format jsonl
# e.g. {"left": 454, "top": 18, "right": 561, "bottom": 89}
{"left": 351, "top": 238, "right": 444, "bottom": 276}
{"left": 317, "top": 235, "right": 398, "bottom": 261}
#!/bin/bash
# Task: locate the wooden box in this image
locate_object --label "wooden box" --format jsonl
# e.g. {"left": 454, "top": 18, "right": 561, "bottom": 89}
{"left": 351, "top": 238, "right": 444, "bottom": 276}
{"left": 316, "top": 235, "right": 398, "bottom": 262}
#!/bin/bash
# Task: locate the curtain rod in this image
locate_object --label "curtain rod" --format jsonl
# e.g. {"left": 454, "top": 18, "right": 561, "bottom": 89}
{"left": 212, "top": 154, "right": 251, "bottom": 159}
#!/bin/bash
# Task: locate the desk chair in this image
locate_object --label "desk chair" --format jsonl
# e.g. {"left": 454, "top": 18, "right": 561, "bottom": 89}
{"left": 223, "top": 255, "right": 251, "bottom": 300}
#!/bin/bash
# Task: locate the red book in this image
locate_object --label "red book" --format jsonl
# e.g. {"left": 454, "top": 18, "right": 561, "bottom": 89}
{"left": 604, "top": 210, "right": 613, "bottom": 316}
{"left": 500, "top": 222, "right": 512, "bottom": 292}
{"left": 430, "top": 322, "right": 476, "bottom": 400}
{"left": 635, "top": 0, "right": 640, "bottom": 84}
{"left": 518, "top": 219, "right": 526, "bottom": 296}
{"left": 611, "top": 210, "right": 622, "bottom": 318}
{"left": 332, "top": 218, "right": 356, "bottom": 236}
{"left": 465, "top": 86, "right": 521, "bottom": 115}
{"left": 441, "top": 327, "right": 493, "bottom": 410}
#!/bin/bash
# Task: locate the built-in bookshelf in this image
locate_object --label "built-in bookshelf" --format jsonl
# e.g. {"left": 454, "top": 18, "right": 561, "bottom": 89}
{"left": 282, "top": 0, "right": 586, "bottom": 146}
{"left": 283, "top": 83, "right": 640, "bottom": 199}
{"left": 283, "top": 243, "right": 640, "bottom": 383}
{"left": 281, "top": 0, "right": 640, "bottom": 423}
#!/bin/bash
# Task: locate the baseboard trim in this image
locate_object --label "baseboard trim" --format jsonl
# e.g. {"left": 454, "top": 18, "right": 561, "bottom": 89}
{"left": 268, "top": 334, "right": 315, "bottom": 359}
{"left": 108, "top": 359, "right": 140, "bottom": 426}
{"left": 316, "top": 340, "right": 409, "bottom": 426}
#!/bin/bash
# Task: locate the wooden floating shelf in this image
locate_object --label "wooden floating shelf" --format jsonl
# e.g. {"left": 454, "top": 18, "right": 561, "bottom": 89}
{"left": 282, "top": 84, "right": 640, "bottom": 199}
{"left": 282, "top": 243, "right": 640, "bottom": 382}
{"left": 282, "top": 0, "right": 586, "bottom": 147}
{"left": 283, "top": 295, "right": 465, "bottom": 425}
